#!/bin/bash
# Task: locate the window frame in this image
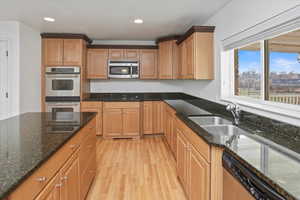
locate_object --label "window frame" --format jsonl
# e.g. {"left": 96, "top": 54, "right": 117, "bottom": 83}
{"left": 221, "top": 36, "right": 300, "bottom": 122}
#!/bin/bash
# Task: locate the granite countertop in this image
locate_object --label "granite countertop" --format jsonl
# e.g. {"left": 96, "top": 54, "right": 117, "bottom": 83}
{"left": 0, "top": 112, "right": 96, "bottom": 199}
{"left": 164, "top": 99, "right": 300, "bottom": 200}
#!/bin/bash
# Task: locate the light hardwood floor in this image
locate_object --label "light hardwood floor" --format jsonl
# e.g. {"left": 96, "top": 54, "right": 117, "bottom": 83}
{"left": 86, "top": 136, "right": 187, "bottom": 200}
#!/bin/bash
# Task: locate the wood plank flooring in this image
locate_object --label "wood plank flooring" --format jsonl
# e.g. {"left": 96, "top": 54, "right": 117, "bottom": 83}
{"left": 86, "top": 136, "right": 187, "bottom": 200}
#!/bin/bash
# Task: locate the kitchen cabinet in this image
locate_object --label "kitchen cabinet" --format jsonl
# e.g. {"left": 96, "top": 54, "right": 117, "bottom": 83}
{"left": 178, "top": 32, "right": 214, "bottom": 80}
{"left": 140, "top": 49, "right": 158, "bottom": 79}
{"left": 176, "top": 123, "right": 210, "bottom": 200}
{"left": 34, "top": 173, "right": 61, "bottom": 200}
{"left": 43, "top": 38, "right": 84, "bottom": 66}
{"left": 103, "top": 102, "right": 141, "bottom": 138}
{"left": 158, "top": 40, "right": 179, "bottom": 79}
{"left": 60, "top": 151, "right": 80, "bottom": 200}
{"left": 125, "top": 49, "right": 140, "bottom": 60}
{"left": 81, "top": 101, "right": 103, "bottom": 135}
{"left": 164, "top": 103, "right": 177, "bottom": 156}
{"left": 188, "top": 145, "right": 210, "bottom": 200}
{"left": 43, "top": 39, "right": 64, "bottom": 66}
{"left": 87, "top": 49, "right": 108, "bottom": 79}
{"left": 9, "top": 118, "right": 96, "bottom": 200}
{"left": 109, "top": 49, "right": 124, "bottom": 60}
{"left": 143, "top": 101, "right": 164, "bottom": 135}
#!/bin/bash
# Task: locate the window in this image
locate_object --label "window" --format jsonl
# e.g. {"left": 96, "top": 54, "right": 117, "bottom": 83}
{"left": 234, "top": 42, "right": 262, "bottom": 99}
{"left": 234, "top": 29, "right": 300, "bottom": 106}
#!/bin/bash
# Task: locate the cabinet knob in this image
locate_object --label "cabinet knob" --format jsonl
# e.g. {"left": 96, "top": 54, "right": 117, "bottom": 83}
{"left": 70, "top": 144, "right": 79, "bottom": 149}
{"left": 55, "top": 183, "right": 63, "bottom": 188}
{"left": 61, "top": 176, "right": 68, "bottom": 180}
{"left": 36, "top": 177, "right": 47, "bottom": 182}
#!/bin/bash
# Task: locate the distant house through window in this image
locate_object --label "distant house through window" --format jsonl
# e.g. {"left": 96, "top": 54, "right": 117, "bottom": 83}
{"left": 234, "top": 29, "right": 300, "bottom": 106}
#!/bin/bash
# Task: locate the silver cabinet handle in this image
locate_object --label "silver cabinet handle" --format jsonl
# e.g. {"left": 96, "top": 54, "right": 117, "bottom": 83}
{"left": 70, "top": 144, "right": 79, "bottom": 149}
{"left": 36, "top": 177, "right": 47, "bottom": 182}
{"left": 55, "top": 183, "right": 63, "bottom": 188}
{"left": 61, "top": 176, "right": 68, "bottom": 180}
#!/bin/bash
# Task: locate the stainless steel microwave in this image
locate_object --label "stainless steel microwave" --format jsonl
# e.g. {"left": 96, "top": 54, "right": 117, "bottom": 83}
{"left": 45, "top": 66, "right": 80, "bottom": 97}
{"left": 108, "top": 61, "right": 139, "bottom": 79}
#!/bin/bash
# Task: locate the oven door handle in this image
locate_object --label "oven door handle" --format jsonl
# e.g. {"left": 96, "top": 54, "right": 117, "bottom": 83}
{"left": 46, "top": 74, "right": 79, "bottom": 78}
{"left": 47, "top": 103, "right": 80, "bottom": 107}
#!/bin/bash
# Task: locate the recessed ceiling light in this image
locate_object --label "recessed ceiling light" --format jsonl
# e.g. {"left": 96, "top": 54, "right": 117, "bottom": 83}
{"left": 134, "top": 19, "right": 143, "bottom": 24}
{"left": 43, "top": 17, "right": 55, "bottom": 22}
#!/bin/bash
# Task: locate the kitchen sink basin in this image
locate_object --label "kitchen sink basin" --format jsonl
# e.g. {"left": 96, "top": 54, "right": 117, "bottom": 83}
{"left": 201, "top": 125, "right": 247, "bottom": 136}
{"left": 189, "top": 116, "right": 232, "bottom": 126}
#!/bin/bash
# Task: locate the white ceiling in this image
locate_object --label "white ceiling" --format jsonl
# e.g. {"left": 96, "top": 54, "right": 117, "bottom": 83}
{"left": 0, "top": 0, "right": 231, "bottom": 40}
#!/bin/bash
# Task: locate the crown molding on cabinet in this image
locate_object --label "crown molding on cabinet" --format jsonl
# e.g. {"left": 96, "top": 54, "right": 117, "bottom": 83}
{"left": 176, "top": 26, "right": 215, "bottom": 44}
{"left": 155, "top": 35, "right": 181, "bottom": 44}
{"left": 87, "top": 44, "right": 158, "bottom": 49}
{"left": 41, "top": 33, "right": 92, "bottom": 44}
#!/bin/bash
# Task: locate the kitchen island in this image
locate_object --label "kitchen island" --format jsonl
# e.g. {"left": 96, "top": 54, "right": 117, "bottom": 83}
{"left": 0, "top": 112, "right": 97, "bottom": 200}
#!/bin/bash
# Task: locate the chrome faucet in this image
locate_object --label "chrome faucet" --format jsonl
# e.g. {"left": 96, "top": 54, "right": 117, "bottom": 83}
{"left": 226, "top": 102, "right": 241, "bottom": 126}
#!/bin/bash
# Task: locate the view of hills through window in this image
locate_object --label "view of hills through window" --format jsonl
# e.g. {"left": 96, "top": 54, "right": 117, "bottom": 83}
{"left": 234, "top": 29, "right": 300, "bottom": 105}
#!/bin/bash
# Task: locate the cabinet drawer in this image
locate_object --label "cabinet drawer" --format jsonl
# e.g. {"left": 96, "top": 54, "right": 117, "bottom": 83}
{"left": 80, "top": 152, "right": 96, "bottom": 200}
{"left": 9, "top": 132, "right": 82, "bottom": 200}
{"left": 81, "top": 101, "right": 102, "bottom": 109}
{"left": 103, "top": 102, "right": 140, "bottom": 109}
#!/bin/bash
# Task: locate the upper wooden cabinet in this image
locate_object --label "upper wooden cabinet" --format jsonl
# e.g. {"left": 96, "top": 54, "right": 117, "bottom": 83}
{"left": 87, "top": 49, "right": 108, "bottom": 79}
{"left": 109, "top": 49, "right": 124, "bottom": 60}
{"left": 43, "top": 39, "right": 64, "bottom": 66}
{"left": 140, "top": 49, "right": 158, "bottom": 79}
{"left": 125, "top": 49, "right": 140, "bottom": 60}
{"left": 158, "top": 40, "right": 179, "bottom": 79}
{"left": 43, "top": 38, "right": 84, "bottom": 66}
{"left": 179, "top": 32, "right": 214, "bottom": 80}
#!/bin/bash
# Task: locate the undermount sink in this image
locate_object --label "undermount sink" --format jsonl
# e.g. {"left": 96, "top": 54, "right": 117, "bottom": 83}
{"left": 189, "top": 116, "right": 232, "bottom": 126}
{"left": 201, "top": 125, "right": 247, "bottom": 136}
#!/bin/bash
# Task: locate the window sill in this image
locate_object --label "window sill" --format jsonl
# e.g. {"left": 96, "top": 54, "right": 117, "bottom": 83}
{"left": 220, "top": 95, "right": 300, "bottom": 125}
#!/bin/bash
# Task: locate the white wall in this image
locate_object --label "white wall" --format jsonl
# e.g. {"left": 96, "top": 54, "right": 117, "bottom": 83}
{"left": 91, "top": 80, "right": 183, "bottom": 93}
{"left": 181, "top": 0, "right": 300, "bottom": 101}
{"left": 0, "top": 21, "right": 20, "bottom": 117}
{"left": 19, "top": 22, "right": 41, "bottom": 113}
{"left": 0, "top": 21, "right": 41, "bottom": 118}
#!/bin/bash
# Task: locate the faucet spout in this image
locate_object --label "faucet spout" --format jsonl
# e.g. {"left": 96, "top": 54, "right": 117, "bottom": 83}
{"left": 226, "top": 103, "right": 241, "bottom": 126}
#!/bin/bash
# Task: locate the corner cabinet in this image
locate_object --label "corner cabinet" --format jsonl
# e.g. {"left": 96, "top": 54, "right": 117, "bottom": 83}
{"left": 140, "top": 49, "right": 158, "bottom": 79}
{"left": 178, "top": 32, "right": 214, "bottom": 80}
{"left": 81, "top": 101, "right": 103, "bottom": 136}
{"left": 143, "top": 101, "right": 164, "bottom": 135}
{"left": 43, "top": 39, "right": 84, "bottom": 66}
{"left": 87, "top": 49, "right": 108, "bottom": 79}
{"left": 103, "top": 102, "right": 141, "bottom": 139}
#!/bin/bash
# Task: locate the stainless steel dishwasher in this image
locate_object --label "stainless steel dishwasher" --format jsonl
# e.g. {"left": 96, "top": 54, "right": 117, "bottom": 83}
{"left": 223, "top": 151, "right": 286, "bottom": 200}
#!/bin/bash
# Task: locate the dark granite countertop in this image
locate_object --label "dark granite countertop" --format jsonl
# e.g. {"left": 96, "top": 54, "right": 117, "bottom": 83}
{"left": 0, "top": 112, "right": 96, "bottom": 199}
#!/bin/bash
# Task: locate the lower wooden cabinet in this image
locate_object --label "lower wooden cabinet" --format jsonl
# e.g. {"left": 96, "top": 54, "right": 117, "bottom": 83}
{"left": 9, "top": 118, "right": 96, "bottom": 200}
{"left": 34, "top": 173, "right": 61, "bottom": 200}
{"left": 143, "top": 101, "right": 164, "bottom": 135}
{"left": 103, "top": 102, "right": 141, "bottom": 138}
{"left": 164, "top": 103, "right": 177, "bottom": 156}
{"left": 81, "top": 101, "right": 103, "bottom": 135}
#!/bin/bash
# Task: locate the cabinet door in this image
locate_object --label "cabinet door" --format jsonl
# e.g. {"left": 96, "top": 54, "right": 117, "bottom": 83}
{"left": 109, "top": 49, "right": 124, "bottom": 60}
{"left": 176, "top": 130, "right": 188, "bottom": 190}
{"left": 43, "top": 39, "right": 63, "bottom": 66}
{"left": 125, "top": 49, "right": 139, "bottom": 60}
{"left": 87, "top": 49, "right": 108, "bottom": 79}
{"left": 158, "top": 41, "right": 173, "bottom": 79}
{"left": 143, "top": 102, "right": 153, "bottom": 135}
{"left": 81, "top": 106, "right": 102, "bottom": 136}
{"left": 153, "top": 101, "right": 164, "bottom": 134}
{"left": 34, "top": 173, "right": 61, "bottom": 200}
{"left": 63, "top": 39, "right": 83, "bottom": 66}
{"left": 61, "top": 155, "right": 80, "bottom": 200}
{"left": 184, "top": 35, "right": 195, "bottom": 79}
{"left": 123, "top": 108, "right": 140, "bottom": 136}
{"left": 103, "top": 108, "right": 123, "bottom": 136}
{"left": 140, "top": 49, "right": 158, "bottom": 79}
{"left": 188, "top": 146, "right": 210, "bottom": 200}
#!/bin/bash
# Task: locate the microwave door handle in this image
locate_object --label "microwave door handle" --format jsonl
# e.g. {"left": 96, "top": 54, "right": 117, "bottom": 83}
{"left": 130, "top": 66, "right": 133, "bottom": 78}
